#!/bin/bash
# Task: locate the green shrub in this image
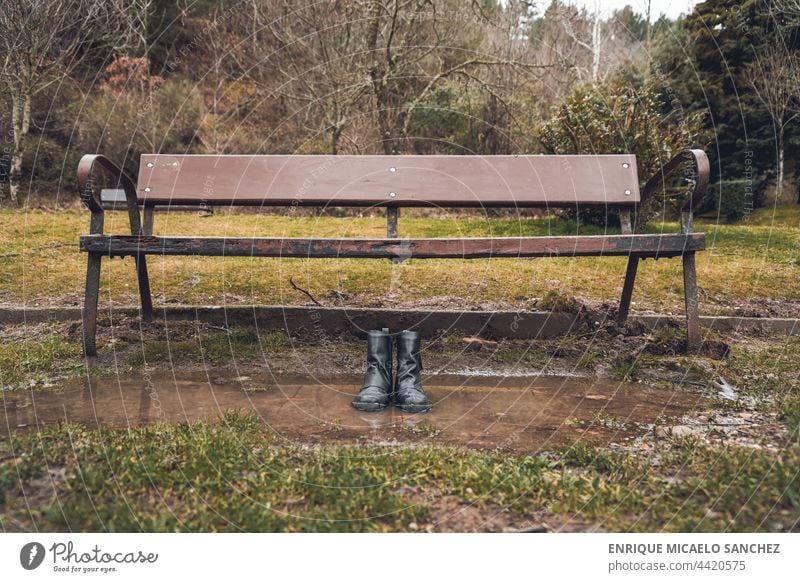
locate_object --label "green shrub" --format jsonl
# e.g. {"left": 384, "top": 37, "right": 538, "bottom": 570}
{"left": 540, "top": 77, "right": 704, "bottom": 227}
{"left": 21, "top": 136, "right": 82, "bottom": 184}
{"left": 407, "top": 86, "right": 485, "bottom": 154}
{"left": 700, "top": 179, "right": 766, "bottom": 222}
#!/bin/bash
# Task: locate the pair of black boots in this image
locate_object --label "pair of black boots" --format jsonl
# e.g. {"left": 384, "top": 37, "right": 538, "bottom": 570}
{"left": 352, "top": 328, "right": 432, "bottom": 413}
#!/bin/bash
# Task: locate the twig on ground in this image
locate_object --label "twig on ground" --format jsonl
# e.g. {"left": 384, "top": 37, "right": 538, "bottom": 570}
{"left": 289, "top": 277, "right": 322, "bottom": 306}
{"left": 1, "top": 243, "right": 77, "bottom": 258}
{"left": 516, "top": 524, "right": 550, "bottom": 533}
{"left": 33, "top": 243, "right": 78, "bottom": 250}
{"left": 206, "top": 324, "right": 230, "bottom": 333}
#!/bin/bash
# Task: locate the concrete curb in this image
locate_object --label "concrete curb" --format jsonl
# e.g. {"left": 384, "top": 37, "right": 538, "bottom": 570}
{"left": 1, "top": 306, "right": 797, "bottom": 338}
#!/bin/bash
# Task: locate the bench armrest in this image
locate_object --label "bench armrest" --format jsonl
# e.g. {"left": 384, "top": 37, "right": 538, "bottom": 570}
{"left": 77, "top": 154, "right": 143, "bottom": 236}
{"left": 640, "top": 149, "right": 710, "bottom": 232}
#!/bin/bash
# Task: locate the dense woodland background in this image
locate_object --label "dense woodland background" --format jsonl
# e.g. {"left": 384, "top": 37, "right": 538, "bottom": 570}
{"left": 0, "top": 0, "right": 798, "bottom": 221}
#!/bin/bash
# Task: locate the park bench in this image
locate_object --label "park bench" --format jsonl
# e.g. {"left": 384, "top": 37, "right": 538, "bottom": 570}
{"left": 77, "top": 150, "right": 710, "bottom": 356}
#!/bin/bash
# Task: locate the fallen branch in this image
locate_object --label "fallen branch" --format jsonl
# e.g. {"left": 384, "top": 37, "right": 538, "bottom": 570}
{"left": 206, "top": 324, "right": 230, "bottom": 333}
{"left": 32, "top": 242, "right": 78, "bottom": 250}
{"left": 0, "top": 243, "right": 77, "bottom": 258}
{"left": 289, "top": 277, "right": 322, "bottom": 306}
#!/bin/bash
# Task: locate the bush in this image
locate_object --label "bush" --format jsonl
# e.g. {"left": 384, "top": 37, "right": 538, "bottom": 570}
{"left": 407, "top": 86, "right": 520, "bottom": 155}
{"left": 701, "top": 179, "right": 766, "bottom": 222}
{"left": 539, "top": 77, "right": 705, "bottom": 227}
{"left": 77, "top": 79, "right": 204, "bottom": 175}
{"left": 20, "top": 136, "right": 82, "bottom": 184}
{"left": 407, "top": 87, "right": 475, "bottom": 154}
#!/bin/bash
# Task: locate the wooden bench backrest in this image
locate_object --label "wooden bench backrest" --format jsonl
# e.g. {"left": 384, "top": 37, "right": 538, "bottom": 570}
{"left": 137, "top": 154, "right": 640, "bottom": 208}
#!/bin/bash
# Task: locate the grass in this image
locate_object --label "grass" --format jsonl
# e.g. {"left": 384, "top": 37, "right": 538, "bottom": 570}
{"left": 715, "top": 336, "right": 800, "bottom": 434}
{"left": 0, "top": 334, "right": 83, "bottom": 389}
{"left": 0, "top": 411, "right": 797, "bottom": 532}
{"left": 554, "top": 440, "right": 799, "bottom": 531}
{"left": 126, "top": 326, "right": 291, "bottom": 367}
{"left": 1, "top": 205, "right": 799, "bottom": 314}
{"left": 738, "top": 204, "right": 800, "bottom": 228}
{"left": 611, "top": 358, "right": 639, "bottom": 381}
{"left": 2, "top": 205, "right": 799, "bottom": 532}
{"left": 0, "top": 324, "right": 797, "bottom": 532}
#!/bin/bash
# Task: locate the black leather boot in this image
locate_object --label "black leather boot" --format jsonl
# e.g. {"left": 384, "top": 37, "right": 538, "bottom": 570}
{"left": 352, "top": 328, "right": 393, "bottom": 412}
{"left": 394, "top": 330, "right": 432, "bottom": 413}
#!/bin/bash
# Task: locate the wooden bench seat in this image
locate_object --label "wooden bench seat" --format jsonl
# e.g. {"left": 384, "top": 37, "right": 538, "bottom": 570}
{"left": 76, "top": 150, "right": 710, "bottom": 356}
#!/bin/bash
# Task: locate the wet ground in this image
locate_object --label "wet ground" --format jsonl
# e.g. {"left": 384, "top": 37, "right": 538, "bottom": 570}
{"left": 1, "top": 373, "right": 706, "bottom": 452}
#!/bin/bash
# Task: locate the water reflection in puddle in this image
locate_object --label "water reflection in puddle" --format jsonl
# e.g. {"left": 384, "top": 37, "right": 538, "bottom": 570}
{"left": 1, "top": 373, "right": 706, "bottom": 452}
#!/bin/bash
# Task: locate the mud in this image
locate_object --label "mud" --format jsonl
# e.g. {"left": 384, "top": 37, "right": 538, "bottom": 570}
{"left": 1, "top": 373, "right": 706, "bottom": 452}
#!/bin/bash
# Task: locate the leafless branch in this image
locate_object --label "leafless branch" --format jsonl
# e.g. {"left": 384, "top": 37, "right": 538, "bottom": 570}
{"left": 289, "top": 277, "right": 322, "bottom": 306}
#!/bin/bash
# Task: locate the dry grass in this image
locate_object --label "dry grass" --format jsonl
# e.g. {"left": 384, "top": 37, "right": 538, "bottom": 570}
{"left": 1, "top": 206, "right": 799, "bottom": 314}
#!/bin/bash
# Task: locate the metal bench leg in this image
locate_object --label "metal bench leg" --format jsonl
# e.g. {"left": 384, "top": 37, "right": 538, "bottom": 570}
{"left": 682, "top": 251, "right": 701, "bottom": 349}
{"left": 138, "top": 204, "right": 155, "bottom": 321}
{"left": 83, "top": 253, "right": 102, "bottom": 356}
{"left": 135, "top": 254, "right": 153, "bottom": 322}
{"left": 617, "top": 255, "right": 639, "bottom": 323}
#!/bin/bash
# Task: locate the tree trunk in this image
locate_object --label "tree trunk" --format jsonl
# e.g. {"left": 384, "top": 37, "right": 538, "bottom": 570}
{"left": 365, "top": 0, "right": 397, "bottom": 155}
{"left": 331, "top": 124, "right": 341, "bottom": 155}
{"left": 764, "top": 128, "right": 799, "bottom": 205}
{"left": 9, "top": 88, "right": 31, "bottom": 206}
{"left": 777, "top": 128, "right": 785, "bottom": 203}
{"left": 591, "top": 5, "right": 601, "bottom": 82}
{"left": 373, "top": 78, "right": 395, "bottom": 155}
{"left": 252, "top": 0, "right": 258, "bottom": 56}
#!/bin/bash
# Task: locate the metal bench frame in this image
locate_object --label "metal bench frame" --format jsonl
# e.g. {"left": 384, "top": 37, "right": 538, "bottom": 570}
{"left": 77, "top": 150, "right": 710, "bottom": 356}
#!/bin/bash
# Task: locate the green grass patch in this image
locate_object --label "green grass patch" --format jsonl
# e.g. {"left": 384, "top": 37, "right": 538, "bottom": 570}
{"left": 0, "top": 334, "right": 83, "bottom": 388}
{"left": 716, "top": 337, "right": 800, "bottom": 433}
{"left": 554, "top": 439, "right": 800, "bottom": 531}
{"left": 126, "top": 326, "right": 290, "bottom": 367}
{"left": 737, "top": 204, "right": 800, "bottom": 228}
{"left": 611, "top": 357, "right": 639, "bottom": 381}
{"left": 536, "top": 289, "right": 584, "bottom": 313}
{"left": 1, "top": 412, "right": 797, "bottom": 532}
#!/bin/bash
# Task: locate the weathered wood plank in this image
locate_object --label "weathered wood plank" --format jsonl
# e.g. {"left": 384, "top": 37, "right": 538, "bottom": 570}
{"left": 80, "top": 233, "right": 705, "bottom": 259}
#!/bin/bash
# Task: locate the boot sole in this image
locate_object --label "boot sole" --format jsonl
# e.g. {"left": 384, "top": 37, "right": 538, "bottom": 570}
{"left": 395, "top": 403, "right": 432, "bottom": 413}
{"left": 351, "top": 401, "right": 389, "bottom": 412}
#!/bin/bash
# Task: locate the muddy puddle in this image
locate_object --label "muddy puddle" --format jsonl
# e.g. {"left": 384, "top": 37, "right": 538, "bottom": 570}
{"left": 1, "top": 373, "right": 706, "bottom": 452}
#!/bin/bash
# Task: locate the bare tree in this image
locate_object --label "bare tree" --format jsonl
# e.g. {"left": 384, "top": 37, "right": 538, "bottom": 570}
{"left": 257, "top": 0, "right": 370, "bottom": 154}
{"left": 474, "top": 0, "right": 540, "bottom": 153}
{"left": 748, "top": 43, "right": 800, "bottom": 203}
{"left": 251, "top": 0, "right": 547, "bottom": 155}
{"left": 0, "top": 0, "right": 117, "bottom": 204}
{"left": 528, "top": 2, "right": 587, "bottom": 114}
{"left": 770, "top": 0, "right": 800, "bottom": 16}
{"left": 534, "top": 1, "right": 644, "bottom": 88}
{"left": 112, "top": 0, "right": 154, "bottom": 60}
{"left": 363, "top": 0, "right": 548, "bottom": 154}
{"left": 558, "top": 0, "right": 605, "bottom": 83}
